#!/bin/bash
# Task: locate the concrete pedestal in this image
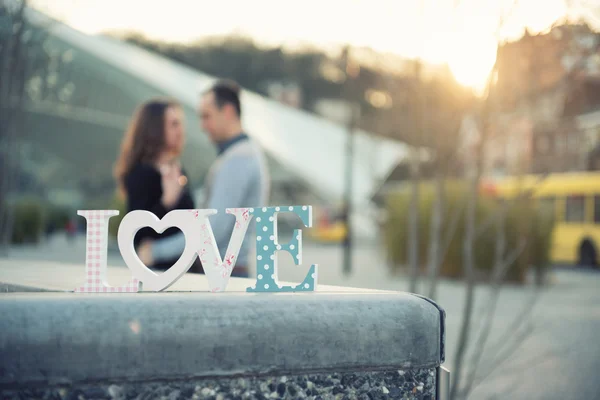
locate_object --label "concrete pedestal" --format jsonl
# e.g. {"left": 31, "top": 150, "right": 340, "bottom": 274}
{"left": 0, "top": 261, "right": 446, "bottom": 399}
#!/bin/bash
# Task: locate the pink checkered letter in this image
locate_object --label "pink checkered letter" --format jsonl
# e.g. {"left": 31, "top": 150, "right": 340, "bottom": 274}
{"left": 75, "top": 210, "right": 140, "bottom": 293}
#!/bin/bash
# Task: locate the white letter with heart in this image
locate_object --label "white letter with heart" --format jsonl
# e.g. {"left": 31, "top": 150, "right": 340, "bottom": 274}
{"left": 118, "top": 208, "right": 254, "bottom": 292}
{"left": 118, "top": 210, "right": 199, "bottom": 291}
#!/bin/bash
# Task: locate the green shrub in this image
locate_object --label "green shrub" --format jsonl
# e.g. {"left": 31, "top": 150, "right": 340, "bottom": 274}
{"left": 45, "top": 204, "right": 71, "bottom": 233}
{"left": 383, "top": 180, "right": 554, "bottom": 284}
{"left": 10, "top": 197, "right": 46, "bottom": 244}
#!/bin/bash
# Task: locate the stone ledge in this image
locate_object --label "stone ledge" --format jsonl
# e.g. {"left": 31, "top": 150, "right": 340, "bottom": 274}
{"left": 0, "top": 291, "right": 444, "bottom": 389}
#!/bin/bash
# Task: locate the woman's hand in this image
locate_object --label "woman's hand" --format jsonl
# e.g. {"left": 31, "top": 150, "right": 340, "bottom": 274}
{"left": 160, "top": 161, "right": 183, "bottom": 209}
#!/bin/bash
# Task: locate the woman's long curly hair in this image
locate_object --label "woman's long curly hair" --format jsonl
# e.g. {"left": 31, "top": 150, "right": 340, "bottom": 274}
{"left": 114, "top": 98, "right": 181, "bottom": 199}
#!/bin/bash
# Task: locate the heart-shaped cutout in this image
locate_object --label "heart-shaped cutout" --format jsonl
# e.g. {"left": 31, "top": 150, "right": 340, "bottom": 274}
{"left": 118, "top": 210, "right": 198, "bottom": 291}
{"left": 134, "top": 226, "right": 185, "bottom": 268}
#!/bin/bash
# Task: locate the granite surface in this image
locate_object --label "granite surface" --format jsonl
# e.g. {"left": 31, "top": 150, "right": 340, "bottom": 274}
{"left": 0, "top": 369, "right": 437, "bottom": 400}
{"left": 0, "top": 293, "right": 443, "bottom": 388}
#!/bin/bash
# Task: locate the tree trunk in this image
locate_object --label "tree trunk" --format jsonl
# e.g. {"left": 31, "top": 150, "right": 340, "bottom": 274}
{"left": 426, "top": 169, "right": 444, "bottom": 300}
{"left": 407, "top": 149, "right": 420, "bottom": 294}
{"left": 451, "top": 72, "right": 495, "bottom": 400}
{"left": 0, "top": 1, "right": 27, "bottom": 252}
{"left": 0, "top": 0, "right": 42, "bottom": 252}
{"left": 408, "top": 58, "right": 424, "bottom": 294}
{"left": 450, "top": 164, "right": 480, "bottom": 399}
{"left": 458, "top": 203, "right": 506, "bottom": 399}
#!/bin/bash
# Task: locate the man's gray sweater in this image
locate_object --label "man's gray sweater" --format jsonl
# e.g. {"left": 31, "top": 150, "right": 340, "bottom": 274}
{"left": 151, "top": 136, "right": 270, "bottom": 268}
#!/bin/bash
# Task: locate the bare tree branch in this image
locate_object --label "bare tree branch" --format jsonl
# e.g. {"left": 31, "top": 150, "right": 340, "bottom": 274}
{"left": 470, "top": 185, "right": 541, "bottom": 391}
{"left": 407, "top": 147, "right": 421, "bottom": 294}
{"left": 426, "top": 169, "right": 445, "bottom": 300}
{"left": 461, "top": 212, "right": 507, "bottom": 398}
{"left": 0, "top": 0, "right": 29, "bottom": 252}
{"left": 480, "top": 372, "right": 525, "bottom": 400}
{"left": 407, "top": 10, "right": 425, "bottom": 294}
{"left": 449, "top": 42, "right": 504, "bottom": 394}
{"left": 0, "top": 0, "right": 56, "bottom": 251}
{"left": 469, "top": 322, "right": 571, "bottom": 399}
{"left": 472, "top": 320, "right": 535, "bottom": 389}
{"left": 450, "top": 119, "right": 486, "bottom": 400}
{"left": 439, "top": 190, "right": 466, "bottom": 265}
{"left": 487, "top": 288, "right": 540, "bottom": 356}
{"left": 471, "top": 347, "right": 563, "bottom": 400}
{"left": 493, "top": 238, "right": 527, "bottom": 283}
{"left": 423, "top": 0, "right": 476, "bottom": 301}
{"left": 473, "top": 288, "right": 541, "bottom": 389}
{"left": 469, "top": 342, "right": 576, "bottom": 399}
{"left": 461, "top": 238, "right": 528, "bottom": 398}
{"left": 494, "top": 348, "right": 557, "bottom": 373}
{"left": 450, "top": 1, "right": 522, "bottom": 392}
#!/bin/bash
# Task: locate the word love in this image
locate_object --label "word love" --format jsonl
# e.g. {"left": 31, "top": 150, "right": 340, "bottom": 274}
{"left": 76, "top": 206, "right": 318, "bottom": 294}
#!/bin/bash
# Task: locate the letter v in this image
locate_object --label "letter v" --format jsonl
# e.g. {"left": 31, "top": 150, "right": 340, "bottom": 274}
{"left": 195, "top": 208, "right": 254, "bottom": 292}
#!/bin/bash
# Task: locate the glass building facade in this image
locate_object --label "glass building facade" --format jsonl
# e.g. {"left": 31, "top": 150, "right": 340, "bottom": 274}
{"left": 15, "top": 8, "right": 408, "bottom": 235}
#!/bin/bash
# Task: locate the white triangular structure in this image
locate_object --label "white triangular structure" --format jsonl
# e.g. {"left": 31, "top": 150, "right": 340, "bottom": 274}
{"left": 27, "top": 8, "right": 411, "bottom": 237}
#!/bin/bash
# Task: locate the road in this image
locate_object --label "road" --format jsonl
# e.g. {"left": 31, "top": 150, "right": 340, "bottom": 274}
{"left": 3, "top": 233, "right": 600, "bottom": 400}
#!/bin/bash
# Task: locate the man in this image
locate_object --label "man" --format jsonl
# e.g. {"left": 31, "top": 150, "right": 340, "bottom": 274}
{"left": 140, "top": 79, "right": 270, "bottom": 277}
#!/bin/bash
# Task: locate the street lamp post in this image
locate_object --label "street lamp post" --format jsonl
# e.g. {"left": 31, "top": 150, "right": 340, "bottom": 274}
{"left": 342, "top": 103, "right": 359, "bottom": 276}
{"left": 341, "top": 46, "right": 360, "bottom": 277}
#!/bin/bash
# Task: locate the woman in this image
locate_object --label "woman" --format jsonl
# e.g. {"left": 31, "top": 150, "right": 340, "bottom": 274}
{"left": 114, "top": 98, "right": 200, "bottom": 272}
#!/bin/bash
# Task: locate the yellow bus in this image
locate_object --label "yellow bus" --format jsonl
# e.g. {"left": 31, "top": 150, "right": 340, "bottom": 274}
{"left": 481, "top": 172, "right": 600, "bottom": 267}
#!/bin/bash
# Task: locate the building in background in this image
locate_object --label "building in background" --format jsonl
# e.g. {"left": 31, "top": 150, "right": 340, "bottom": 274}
{"left": 13, "top": 7, "right": 410, "bottom": 240}
{"left": 313, "top": 99, "right": 356, "bottom": 125}
{"left": 488, "top": 23, "right": 600, "bottom": 176}
{"left": 265, "top": 81, "right": 303, "bottom": 109}
{"left": 576, "top": 105, "right": 600, "bottom": 171}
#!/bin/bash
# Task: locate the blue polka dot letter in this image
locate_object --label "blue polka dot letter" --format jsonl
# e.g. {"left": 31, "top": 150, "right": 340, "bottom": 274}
{"left": 246, "top": 205, "right": 318, "bottom": 293}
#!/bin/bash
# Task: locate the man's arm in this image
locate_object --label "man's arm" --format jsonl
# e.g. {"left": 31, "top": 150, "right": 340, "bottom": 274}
{"left": 150, "top": 231, "right": 186, "bottom": 262}
{"left": 150, "top": 155, "right": 256, "bottom": 263}
{"left": 207, "top": 155, "right": 256, "bottom": 258}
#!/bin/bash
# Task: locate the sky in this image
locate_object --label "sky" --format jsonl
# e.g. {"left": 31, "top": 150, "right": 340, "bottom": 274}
{"left": 31, "top": 0, "right": 598, "bottom": 92}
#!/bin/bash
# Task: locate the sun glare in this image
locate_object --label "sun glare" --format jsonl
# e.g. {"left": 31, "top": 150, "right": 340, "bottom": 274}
{"left": 31, "top": 0, "right": 574, "bottom": 96}
{"left": 446, "top": 33, "right": 498, "bottom": 94}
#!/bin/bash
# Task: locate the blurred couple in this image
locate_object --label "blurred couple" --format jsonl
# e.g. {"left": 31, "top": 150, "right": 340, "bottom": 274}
{"left": 114, "top": 80, "right": 270, "bottom": 278}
